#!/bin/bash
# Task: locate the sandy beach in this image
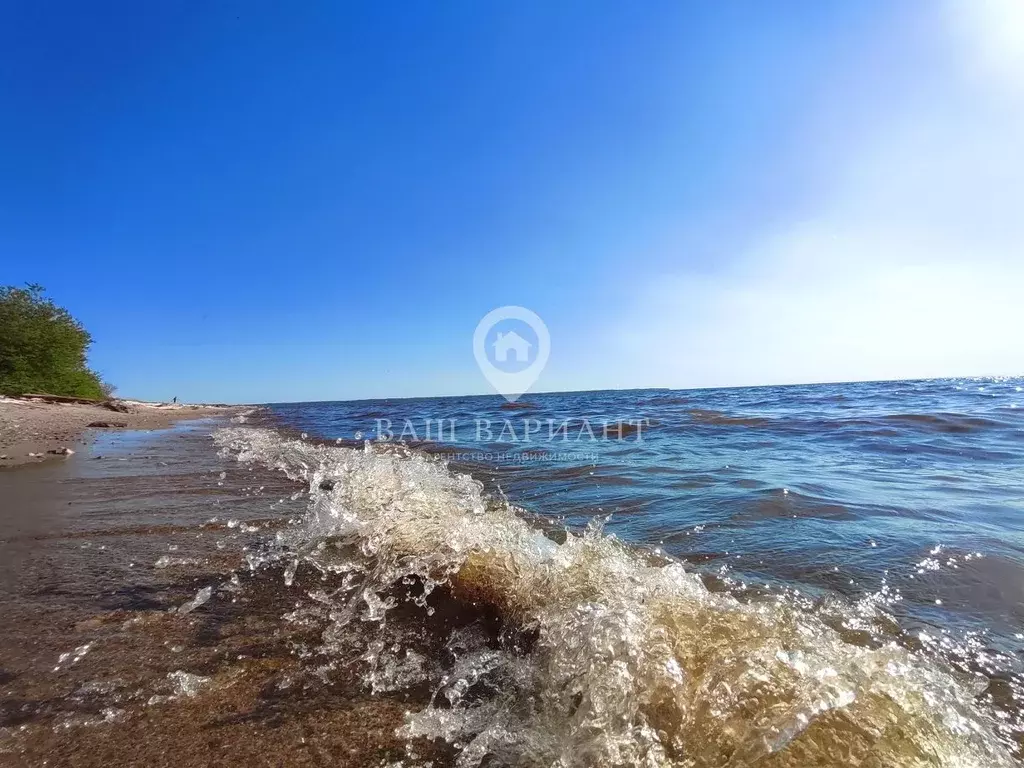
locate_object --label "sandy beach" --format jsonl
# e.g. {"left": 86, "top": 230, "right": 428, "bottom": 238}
{"left": 0, "top": 397, "right": 242, "bottom": 468}
{"left": 0, "top": 413, "right": 426, "bottom": 767}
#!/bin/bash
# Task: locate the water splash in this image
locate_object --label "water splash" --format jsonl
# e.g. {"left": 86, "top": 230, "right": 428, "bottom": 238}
{"left": 214, "top": 426, "right": 1014, "bottom": 767}
{"left": 175, "top": 585, "right": 213, "bottom": 615}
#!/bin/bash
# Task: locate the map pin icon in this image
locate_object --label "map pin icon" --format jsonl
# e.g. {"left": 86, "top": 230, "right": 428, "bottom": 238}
{"left": 473, "top": 306, "right": 550, "bottom": 402}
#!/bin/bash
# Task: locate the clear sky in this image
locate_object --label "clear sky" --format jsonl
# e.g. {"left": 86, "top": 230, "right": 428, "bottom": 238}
{"left": 2, "top": 1, "right": 1022, "bottom": 403}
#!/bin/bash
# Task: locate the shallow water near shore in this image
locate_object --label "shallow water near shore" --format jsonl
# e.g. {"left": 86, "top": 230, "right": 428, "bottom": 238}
{"left": 3, "top": 378, "right": 1024, "bottom": 766}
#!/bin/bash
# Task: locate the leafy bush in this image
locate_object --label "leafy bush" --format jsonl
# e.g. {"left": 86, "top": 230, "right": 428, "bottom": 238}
{"left": 0, "top": 284, "right": 108, "bottom": 399}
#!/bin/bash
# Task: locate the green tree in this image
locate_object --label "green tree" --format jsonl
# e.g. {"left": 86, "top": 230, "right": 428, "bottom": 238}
{"left": 0, "top": 284, "right": 108, "bottom": 399}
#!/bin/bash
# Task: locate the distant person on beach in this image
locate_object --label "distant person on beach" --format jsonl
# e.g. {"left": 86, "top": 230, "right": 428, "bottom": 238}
{"left": 172, "top": 396, "right": 177, "bottom": 404}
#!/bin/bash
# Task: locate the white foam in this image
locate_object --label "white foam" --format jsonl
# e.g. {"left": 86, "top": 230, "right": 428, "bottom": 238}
{"left": 215, "top": 426, "right": 1014, "bottom": 767}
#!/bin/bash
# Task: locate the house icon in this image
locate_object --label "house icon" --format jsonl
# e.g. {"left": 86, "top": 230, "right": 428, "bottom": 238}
{"left": 493, "top": 330, "right": 532, "bottom": 363}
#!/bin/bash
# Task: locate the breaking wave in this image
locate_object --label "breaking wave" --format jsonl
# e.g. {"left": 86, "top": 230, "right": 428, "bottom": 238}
{"left": 213, "top": 426, "right": 1014, "bottom": 767}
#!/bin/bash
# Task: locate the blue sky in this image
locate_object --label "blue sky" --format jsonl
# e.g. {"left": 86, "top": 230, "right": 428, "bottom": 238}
{"left": 2, "top": 1, "right": 1022, "bottom": 403}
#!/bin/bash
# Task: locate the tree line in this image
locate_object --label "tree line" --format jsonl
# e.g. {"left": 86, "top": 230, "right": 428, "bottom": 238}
{"left": 0, "top": 284, "right": 111, "bottom": 399}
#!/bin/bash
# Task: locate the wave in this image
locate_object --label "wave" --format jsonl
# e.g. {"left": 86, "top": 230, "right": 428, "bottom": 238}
{"left": 873, "top": 412, "right": 1010, "bottom": 433}
{"left": 500, "top": 401, "right": 537, "bottom": 411}
{"left": 687, "top": 409, "right": 775, "bottom": 427}
{"left": 642, "top": 396, "right": 691, "bottom": 406}
{"left": 213, "top": 426, "right": 1014, "bottom": 767}
{"left": 726, "top": 488, "right": 858, "bottom": 522}
{"left": 684, "top": 409, "right": 1014, "bottom": 436}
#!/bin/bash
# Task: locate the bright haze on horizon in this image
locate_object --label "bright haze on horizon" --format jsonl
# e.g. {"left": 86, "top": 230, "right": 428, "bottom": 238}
{"left": 1, "top": 1, "right": 1022, "bottom": 403}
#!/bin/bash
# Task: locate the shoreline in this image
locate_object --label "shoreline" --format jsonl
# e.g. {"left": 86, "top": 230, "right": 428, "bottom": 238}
{"left": 0, "top": 395, "right": 248, "bottom": 468}
{"left": 0, "top": 411, "right": 417, "bottom": 766}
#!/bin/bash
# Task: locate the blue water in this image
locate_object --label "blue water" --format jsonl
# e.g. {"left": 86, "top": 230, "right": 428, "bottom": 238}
{"left": 268, "top": 377, "right": 1024, "bottom": 653}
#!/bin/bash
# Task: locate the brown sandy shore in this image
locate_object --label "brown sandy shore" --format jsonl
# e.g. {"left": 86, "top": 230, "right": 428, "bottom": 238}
{"left": 0, "top": 406, "right": 452, "bottom": 767}
{"left": 0, "top": 396, "right": 242, "bottom": 468}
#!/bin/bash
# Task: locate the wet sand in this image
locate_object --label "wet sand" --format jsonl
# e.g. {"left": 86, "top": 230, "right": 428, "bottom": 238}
{"left": 0, "top": 397, "right": 242, "bottom": 468}
{"left": 0, "top": 418, "right": 453, "bottom": 767}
